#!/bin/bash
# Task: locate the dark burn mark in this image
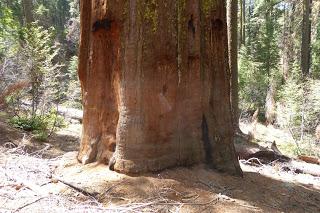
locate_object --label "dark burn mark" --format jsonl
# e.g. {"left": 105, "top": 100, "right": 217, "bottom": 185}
{"left": 92, "top": 18, "right": 113, "bottom": 32}
{"left": 108, "top": 155, "right": 116, "bottom": 171}
{"left": 108, "top": 142, "right": 116, "bottom": 152}
{"left": 162, "top": 84, "right": 168, "bottom": 95}
{"left": 201, "top": 115, "right": 213, "bottom": 164}
{"left": 211, "top": 18, "right": 223, "bottom": 31}
{"left": 188, "top": 15, "right": 196, "bottom": 37}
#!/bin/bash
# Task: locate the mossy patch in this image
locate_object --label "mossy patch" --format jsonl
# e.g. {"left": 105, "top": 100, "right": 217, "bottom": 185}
{"left": 143, "top": 0, "right": 158, "bottom": 32}
{"left": 201, "top": 0, "right": 217, "bottom": 17}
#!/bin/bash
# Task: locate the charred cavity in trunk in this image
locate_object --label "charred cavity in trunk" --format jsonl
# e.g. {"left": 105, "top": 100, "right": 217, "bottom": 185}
{"left": 188, "top": 15, "right": 196, "bottom": 37}
{"left": 211, "top": 18, "right": 223, "bottom": 31}
{"left": 92, "top": 18, "right": 113, "bottom": 32}
{"left": 201, "top": 115, "right": 213, "bottom": 165}
{"left": 78, "top": 17, "right": 120, "bottom": 166}
{"left": 188, "top": 13, "right": 198, "bottom": 61}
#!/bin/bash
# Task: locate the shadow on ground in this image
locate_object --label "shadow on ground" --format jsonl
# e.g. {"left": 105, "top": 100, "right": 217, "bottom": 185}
{"left": 55, "top": 151, "right": 320, "bottom": 213}
{"left": 1, "top": 118, "right": 319, "bottom": 212}
{"left": 0, "top": 120, "right": 80, "bottom": 158}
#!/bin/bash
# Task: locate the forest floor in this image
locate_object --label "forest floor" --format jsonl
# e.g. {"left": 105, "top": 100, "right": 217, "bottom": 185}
{"left": 0, "top": 116, "right": 319, "bottom": 213}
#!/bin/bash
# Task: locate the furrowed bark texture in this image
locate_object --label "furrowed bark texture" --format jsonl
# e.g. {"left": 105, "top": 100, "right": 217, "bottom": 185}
{"left": 227, "top": 0, "right": 239, "bottom": 130}
{"left": 78, "top": 0, "right": 242, "bottom": 176}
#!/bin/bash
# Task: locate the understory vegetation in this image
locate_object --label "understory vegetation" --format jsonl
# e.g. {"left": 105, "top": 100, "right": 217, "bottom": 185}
{"left": 0, "top": 0, "right": 80, "bottom": 139}
{"left": 238, "top": 0, "right": 320, "bottom": 157}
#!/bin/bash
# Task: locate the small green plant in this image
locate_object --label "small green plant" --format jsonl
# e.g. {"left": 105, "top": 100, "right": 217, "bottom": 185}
{"left": 10, "top": 109, "right": 65, "bottom": 141}
{"left": 10, "top": 115, "right": 46, "bottom": 131}
{"left": 32, "top": 129, "right": 49, "bottom": 141}
{"left": 3, "top": 22, "right": 66, "bottom": 140}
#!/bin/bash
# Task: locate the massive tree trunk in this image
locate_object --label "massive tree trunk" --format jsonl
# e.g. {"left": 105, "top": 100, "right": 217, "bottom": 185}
{"left": 77, "top": 0, "right": 243, "bottom": 176}
{"left": 301, "top": 0, "right": 312, "bottom": 76}
{"left": 227, "top": 0, "right": 240, "bottom": 131}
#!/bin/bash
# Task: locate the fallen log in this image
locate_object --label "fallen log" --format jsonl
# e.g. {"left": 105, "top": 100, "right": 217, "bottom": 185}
{"left": 298, "top": 155, "right": 320, "bottom": 165}
{"left": 235, "top": 140, "right": 269, "bottom": 160}
{"left": 235, "top": 140, "right": 320, "bottom": 177}
{"left": 236, "top": 140, "right": 290, "bottom": 162}
{"left": 287, "top": 160, "right": 320, "bottom": 177}
{"left": 247, "top": 150, "right": 290, "bottom": 163}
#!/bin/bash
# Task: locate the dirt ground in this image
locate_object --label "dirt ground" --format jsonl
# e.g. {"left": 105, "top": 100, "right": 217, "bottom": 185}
{"left": 0, "top": 119, "right": 319, "bottom": 213}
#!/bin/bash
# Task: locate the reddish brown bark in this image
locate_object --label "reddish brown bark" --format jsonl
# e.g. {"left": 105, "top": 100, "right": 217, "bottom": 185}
{"left": 78, "top": 0, "right": 243, "bottom": 176}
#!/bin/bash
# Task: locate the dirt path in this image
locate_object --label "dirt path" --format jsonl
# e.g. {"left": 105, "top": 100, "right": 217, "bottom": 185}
{"left": 0, "top": 120, "right": 319, "bottom": 212}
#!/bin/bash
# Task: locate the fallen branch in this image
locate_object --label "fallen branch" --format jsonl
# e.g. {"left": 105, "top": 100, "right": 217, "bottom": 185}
{"left": 240, "top": 157, "right": 265, "bottom": 166}
{"left": 13, "top": 196, "right": 46, "bottom": 212}
{"left": 119, "top": 197, "right": 219, "bottom": 209}
{"left": 0, "top": 81, "right": 30, "bottom": 108}
{"left": 158, "top": 197, "right": 219, "bottom": 206}
{"left": 53, "top": 176, "right": 99, "bottom": 198}
{"left": 289, "top": 160, "right": 320, "bottom": 177}
{"left": 247, "top": 148, "right": 290, "bottom": 163}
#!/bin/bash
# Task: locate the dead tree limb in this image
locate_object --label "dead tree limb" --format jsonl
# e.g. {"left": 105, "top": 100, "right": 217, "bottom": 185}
{"left": 0, "top": 81, "right": 30, "bottom": 108}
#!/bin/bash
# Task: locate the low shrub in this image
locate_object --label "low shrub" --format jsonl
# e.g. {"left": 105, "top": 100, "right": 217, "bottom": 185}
{"left": 9, "top": 109, "right": 65, "bottom": 141}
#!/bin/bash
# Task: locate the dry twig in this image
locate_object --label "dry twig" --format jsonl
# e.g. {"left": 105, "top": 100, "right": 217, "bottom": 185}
{"left": 240, "top": 157, "right": 265, "bottom": 166}
{"left": 13, "top": 196, "right": 46, "bottom": 212}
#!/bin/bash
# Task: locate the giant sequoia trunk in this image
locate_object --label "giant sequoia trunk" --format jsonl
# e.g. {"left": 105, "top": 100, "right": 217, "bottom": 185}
{"left": 77, "top": 0, "right": 242, "bottom": 176}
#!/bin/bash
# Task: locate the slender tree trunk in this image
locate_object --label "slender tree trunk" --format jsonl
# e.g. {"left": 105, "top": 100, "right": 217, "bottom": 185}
{"left": 281, "top": 2, "right": 292, "bottom": 81}
{"left": 291, "top": 1, "right": 300, "bottom": 65}
{"left": 22, "top": 0, "right": 34, "bottom": 24}
{"left": 239, "top": 0, "right": 246, "bottom": 47}
{"left": 264, "top": 0, "right": 276, "bottom": 125}
{"left": 77, "top": 0, "right": 242, "bottom": 176}
{"left": 227, "top": 0, "right": 240, "bottom": 130}
{"left": 242, "top": 0, "right": 246, "bottom": 46}
{"left": 301, "top": 0, "right": 312, "bottom": 76}
{"left": 239, "top": 0, "right": 243, "bottom": 48}
{"left": 247, "top": 0, "right": 253, "bottom": 50}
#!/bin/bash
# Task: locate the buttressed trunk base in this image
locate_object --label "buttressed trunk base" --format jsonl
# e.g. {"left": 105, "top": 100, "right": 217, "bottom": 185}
{"left": 77, "top": 0, "right": 242, "bottom": 176}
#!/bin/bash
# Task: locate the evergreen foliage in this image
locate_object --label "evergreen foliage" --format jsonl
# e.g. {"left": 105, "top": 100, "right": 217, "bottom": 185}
{"left": 239, "top": 0, "right": 281, "bottom": 112}
{"left": 239, "top": 0, "right": 320, "bottom": 156}
{"left": 312, "top": 21, "right": 320, "bottom": 78}
{"left": 0, "top": 0, "right": 80, "bottom": 140}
